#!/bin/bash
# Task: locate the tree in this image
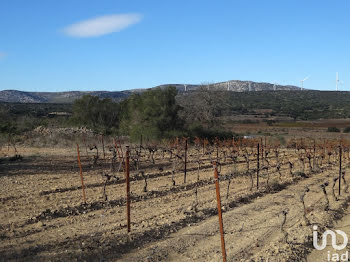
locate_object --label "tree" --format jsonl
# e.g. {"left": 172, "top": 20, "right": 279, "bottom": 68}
{"left": 120, "top": 86, "right": 184, "bottom": 140}
{"left": 71, "top": 95, "right": 120, "bottom": 134}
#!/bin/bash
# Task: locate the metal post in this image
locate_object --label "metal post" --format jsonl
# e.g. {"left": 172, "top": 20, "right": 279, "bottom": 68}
{"left": 257, "top": 143, "right": 260, "bottom": 190}
{"left": 214, "top": 162, "right": 227, "bottom": 262}
{"left": 339, "top": 146, "right": 342, "bottom": 196}
{"left": 184, "top": 139, "right": 188, "bottom": 183}
{"left": 126, "top": 146, "right": 131, "bottom": 232}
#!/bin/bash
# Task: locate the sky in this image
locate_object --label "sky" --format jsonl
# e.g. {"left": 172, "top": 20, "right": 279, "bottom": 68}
{"left": 0, "top": 0, "right": 349, "bottom": 92}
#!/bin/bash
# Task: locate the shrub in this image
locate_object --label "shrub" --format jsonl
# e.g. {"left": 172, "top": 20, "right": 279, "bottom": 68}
{"left": 344, "top": 126, "right": 350, "bottom": 133}
{"left": 121, "top": 86, "right": 184, "bottom": 141}
{"left": 265, "top": 120, "right": 276, "bottom": 126}
{"left": 241, "top": 119, "right": 258, "bottom": 124}
{"left": 327, "top": 127, "right": 340, "bottom": 132}
{"left": 187, "top": 123, "right": 236, "bottom": 140}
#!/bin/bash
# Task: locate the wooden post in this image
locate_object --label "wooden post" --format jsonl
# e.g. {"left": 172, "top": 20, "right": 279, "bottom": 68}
{"left": 184, "top": 139, "right": 188, "bottom": 183}
{"left": 76, "top": 144, "right": 87, "bottom": 203}
{"left": 125, "top": 146, "right": 131, "bottom": 232}
{"left": 339, "top": 146, "right": 342, "bottom": 196}
{"left": 257, "top": 143, "right": 260, "bottom": 190}
{"left": 214, "top": 162, "right": 227, "bottom": 262}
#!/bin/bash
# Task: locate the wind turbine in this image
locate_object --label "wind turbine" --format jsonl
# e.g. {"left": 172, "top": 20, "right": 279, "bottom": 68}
{"left": 300, "top": 76, "right": 309, "bottom": 90}
{"left": 184, "top": 84, "right": 187, "bottom": 92}
{"left": 227, "top": 81, "right": 230, "bottom": 91}
{"left": 336, "top": 72, "right": 343, "bottom": 91}
{"left": 248, "top": 82, "right": 252, "bottom": 92}
{"left": 273, "top": 81, "right": 278, "bottom": 91}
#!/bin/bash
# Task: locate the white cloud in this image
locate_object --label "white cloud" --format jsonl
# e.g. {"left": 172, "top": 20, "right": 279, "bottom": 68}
{"left": 62, "top": 14, "right": 142, "bottom": 38}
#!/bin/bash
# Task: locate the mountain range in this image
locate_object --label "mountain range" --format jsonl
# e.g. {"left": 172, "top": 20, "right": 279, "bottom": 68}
{"left": 0, "top": 80, "right": 300, "bottom": 103}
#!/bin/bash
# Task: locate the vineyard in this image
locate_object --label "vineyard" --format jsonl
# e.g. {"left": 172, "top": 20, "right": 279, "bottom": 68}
{"left": 1, "top": 134, "right": 350, "bottom": 261}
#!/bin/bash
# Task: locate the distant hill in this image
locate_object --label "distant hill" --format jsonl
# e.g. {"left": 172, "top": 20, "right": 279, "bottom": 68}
{"left": 0, "top": 90, "right": 132, "bottom": 103}
{"left": 1, "top": 89, "right": 350, "bottom": 124}
{"left": 155, "top": 80, "right": 300, "bottom": 92}
{"left": 0, "top": 80, "right": 300, "bottom": 103}
{"left": 177, "top": 90, "right": 350, "bottom": 121}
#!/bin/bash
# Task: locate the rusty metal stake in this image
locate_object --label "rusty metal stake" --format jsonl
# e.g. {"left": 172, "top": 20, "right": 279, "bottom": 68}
{"left": 184, "top": 139, "right": 188, "bottom": 183}
{"left": 76, "top": 144, "right": 86, "bottom": 203}
{"left": 339, "top": 146, "right": 342, "bottom": 196}
{"left": 214, "top": 162, "right": 227, "bottom": 262}
{"left": 126, "top": 146, "right": 131, "bottom": 232}
{"left": 257, "top": 143, "right": 260, "bottom": 190}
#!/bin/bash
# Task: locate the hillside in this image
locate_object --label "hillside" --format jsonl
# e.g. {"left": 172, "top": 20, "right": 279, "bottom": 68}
{"left": 0, "top": 90, "right": 132, "bottom": 103}
{"left": 155, "top": 80, "right": 299, "bottom": 92}
{"left": 177, "top": 90, "right": 350, "bottom": 122}
{"left": 2, "top": 90, "right": 350, "bottom": 124}
{"left": 0, "top": 80, "right": 300, "bottom": 103}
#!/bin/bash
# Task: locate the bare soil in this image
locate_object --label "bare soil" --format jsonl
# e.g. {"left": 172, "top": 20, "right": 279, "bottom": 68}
{"left": 0, "top": 143, "right": 349, "bottom": 261}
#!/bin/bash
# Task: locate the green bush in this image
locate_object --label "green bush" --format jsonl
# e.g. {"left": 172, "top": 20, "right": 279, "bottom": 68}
{"left": 187, "top": 123, "right": 236, "bottom": 140}
{"left": 327, "top": 126, "right": 340, "bottom": 132}
{"left": 241, "top": 119, "right": 259, "bottom": 124}
{"left": 266, "top": 120, "right": 275, "bottom": 126}
{"left": 120, "top": 86, "right": 184, "bottom": 141}
{"left": 344, "top": 126, "right": 350, "bottom": 133}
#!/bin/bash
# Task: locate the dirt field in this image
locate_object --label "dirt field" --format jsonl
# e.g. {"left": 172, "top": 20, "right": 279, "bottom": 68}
{"left": 0, "top": 139, "right": 349, "bottom": 261}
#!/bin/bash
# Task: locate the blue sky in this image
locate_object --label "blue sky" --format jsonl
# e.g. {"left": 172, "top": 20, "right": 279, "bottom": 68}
{"left": 0, "top": 0, "right": 349, "bottom": 92}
